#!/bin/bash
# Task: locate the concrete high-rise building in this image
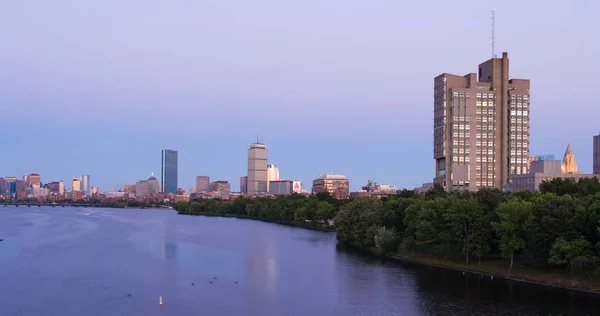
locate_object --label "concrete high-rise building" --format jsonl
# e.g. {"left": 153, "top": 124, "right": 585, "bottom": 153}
{"left": 240, "top": 176, "right": 247, "bottom": 194}
{"left": 267, "top": 163, "right": 279, "bottom": 192}
{"left": 247, "top": 142, "right": 268, "bottom": 195}
{"left": 433, "top": 52, "right": 530, "bottom": 191}
{"left": 594, "top": 134, "right": 600, "bottom": 174}
{"left": 27, "top": 173, "right": 41, "bottom": 188}
{"left": 0, "top": 177, "right": 5, "bottom": 194}
{"left": 58, "top": 180, "right": 64, "bottom": 195}
{"left": 161, "top": 149, "right": 178, "bottom": 193}
{"left": 196, "top": 176, "right": 210, "bottom": 192}
{"left": 81, "top": 175, "right": 90, "bottom": 196}
{"left": 72, "top": 177, "right": 81, "bottom": 191}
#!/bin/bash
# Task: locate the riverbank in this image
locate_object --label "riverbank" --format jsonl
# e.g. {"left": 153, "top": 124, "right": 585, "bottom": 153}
{"left": 177, "top": 211, "right": 335, "bottom": 232}
{"left": 342, "top": 244, "right": 600, "bottom": 295}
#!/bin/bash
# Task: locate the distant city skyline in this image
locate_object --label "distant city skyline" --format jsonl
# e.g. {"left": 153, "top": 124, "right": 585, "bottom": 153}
{"left": 2, "top": 0, "right": 599, "bottom": 191}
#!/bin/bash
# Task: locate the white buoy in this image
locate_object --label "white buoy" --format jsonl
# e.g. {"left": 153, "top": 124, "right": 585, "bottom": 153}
{"left": 159, "top": 296, "right": 163, "bottom": 306}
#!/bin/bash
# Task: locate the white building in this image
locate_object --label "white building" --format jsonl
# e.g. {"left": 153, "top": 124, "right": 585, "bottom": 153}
{"left": 267, "top": 163, "right": 280, "bottom": 192}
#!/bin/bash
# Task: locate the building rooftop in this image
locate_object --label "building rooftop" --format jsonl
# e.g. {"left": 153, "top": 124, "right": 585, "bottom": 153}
{"left": 315, "top": 174, "right": 348, "bottom": 180}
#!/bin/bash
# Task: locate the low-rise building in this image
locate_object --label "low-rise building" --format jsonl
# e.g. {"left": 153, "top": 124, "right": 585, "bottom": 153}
{"left": 175, "top": 194, "right": 190, "bottom": 202}
{"left": 209, "top": 181, "right": 231, "bottom": 196}
{"left": 269, "top": 180, "right": 293, "bottom": 195}
{"left": 503, "top": 159, "right": 597, "bottom": 192}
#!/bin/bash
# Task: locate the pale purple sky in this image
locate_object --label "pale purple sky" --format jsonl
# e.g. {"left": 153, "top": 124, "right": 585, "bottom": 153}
{"left": 1, "top": 0, "right": 599, "bottom": 191}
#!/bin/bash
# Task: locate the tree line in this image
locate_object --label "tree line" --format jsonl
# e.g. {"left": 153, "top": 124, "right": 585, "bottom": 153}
{"left": 174, "top": 192, "right": 344, "bottom": 230}
{"left": 336, "top": 177, "right": 600, "bottom": 280}
{"left": 175, "top": 177, "right": 600, "bottom": 279}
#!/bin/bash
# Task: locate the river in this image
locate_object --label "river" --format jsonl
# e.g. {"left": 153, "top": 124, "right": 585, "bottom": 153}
{"left": 0, "top": 207, "right": 598, "bottom": 316}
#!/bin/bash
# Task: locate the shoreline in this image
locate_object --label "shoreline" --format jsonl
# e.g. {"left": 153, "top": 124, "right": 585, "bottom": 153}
{"left": 180, "top": 211, "right": 600, "bottom": 296}
{"left": 176, "top": 212, "right": 335, "bottom": 232}
{"left": 341, "top": 244, "right": 600, "bottom": 296}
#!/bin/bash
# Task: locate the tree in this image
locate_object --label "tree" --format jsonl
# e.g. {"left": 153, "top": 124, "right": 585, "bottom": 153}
{"left": 374, "top": 226, "right": 398, "bottom": 255}
{"left": 189, "top": 201, "right": 203, "bottom": 213}
{"left": 174, "top": 201, "right": 190, "bottom": 213}
{"left": 335, "top": 198, "right": 382, "bottom": 247}
{"left": 492, "top": 199, "right": 534, "bottom": 269}
{"left": 444, "top": 196, "right": 483, "bottom": 266}
{"left": 527, "top": 194, "right": 587, "bottom": 264}
{"left": 549, "top": 237, "right": 599, "bottom": 277}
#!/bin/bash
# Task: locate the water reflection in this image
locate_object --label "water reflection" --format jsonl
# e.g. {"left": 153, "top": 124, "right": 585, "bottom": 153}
{"left": 1, "top": 207, "right": 599, "bottom": 316}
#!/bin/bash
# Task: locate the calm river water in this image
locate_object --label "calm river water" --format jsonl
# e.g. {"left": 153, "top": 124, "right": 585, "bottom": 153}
{"left": 0, "top": 207, "right": 598, "bottom": 316}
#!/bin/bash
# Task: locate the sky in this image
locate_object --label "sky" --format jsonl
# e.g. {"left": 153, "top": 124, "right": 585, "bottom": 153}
{"left": 1, "top": 0, "right": 599, "bottom": 192}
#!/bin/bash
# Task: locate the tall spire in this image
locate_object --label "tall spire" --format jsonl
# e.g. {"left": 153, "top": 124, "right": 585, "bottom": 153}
{"left": 561, "top": 144, "right": 578, "bottom": 174}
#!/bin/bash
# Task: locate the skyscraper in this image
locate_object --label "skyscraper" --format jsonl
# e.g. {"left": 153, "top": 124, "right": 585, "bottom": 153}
{"left": 433, "top": 52, "right": 530, "bottom": 191}
{"left": 240, "top": 176, "right": 247, "bottom": 194}
{"left": 161, "top": 149, "right": 178, "bottom": 193}
{"left": 72, "top": 177, "right": 81, "bottom": 191}
{"left": 81, "top": 174, "right": 90, "bottom": 196}
{"left": 247, "top": 142, "right": 268, "bottom": 195}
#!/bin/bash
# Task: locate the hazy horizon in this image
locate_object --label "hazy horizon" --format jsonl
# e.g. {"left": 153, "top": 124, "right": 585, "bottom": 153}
{"left": 1, "top": 0, "right": 599, "bottom": 191}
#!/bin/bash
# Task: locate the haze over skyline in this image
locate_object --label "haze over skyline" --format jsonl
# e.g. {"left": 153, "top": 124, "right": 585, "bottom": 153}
{"left": 1, "top": 0, "right": 599, "bottom": 191}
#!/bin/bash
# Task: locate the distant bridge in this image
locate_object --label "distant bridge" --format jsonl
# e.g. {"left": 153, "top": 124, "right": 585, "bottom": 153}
{"left": 2, "top": 203, "right": 113, "bottom": 208}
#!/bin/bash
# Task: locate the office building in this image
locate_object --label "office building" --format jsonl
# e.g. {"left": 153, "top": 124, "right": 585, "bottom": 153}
{"left": 81, "top": 175, "right": 90, "bottom": 196}
{"left": 209, "top": 181, "right": 231, "bottom": 195}
{"left": 433, "top": 52, "right": 530, "bottom": 191}
{"left": 7, "top": 181, "right": 16, "bottom": 194}
{"left": 0, "top": 178, "right": 5, "bottom": 194}
{"left": 247, "top": 142, "right": 268, "bottom": 195}
{"left": 15, "top": 180, "right": 25, "bottom": 191}
{"left": 58, "top": 180, "right": 64, "bottom": 195}
{"left": 47, "top": 182, "right": 61, "bottom": 194}
{"left": 124, "top": 184, "right": 136, "bottom": 195}
{"left": 361, "top": 180, "right": 398, "bottom": 194}
{"left": 312, "top": 174, "right": 350, "bottom": 199}
{"left": 267, "top": 163, "right": 279, "bottom": 192}
{"left": 594, "top": 134, "right": 600, "bottom": 174}
{"left": 240, "top": 176, "right": 247, "bottom": 194}
{"left": 196, "top": 176, "right": 210, "bottom": 192}
{"left": 269, "top": 180, "right": 293, "bottom": 196}
{"left": 27, "top": 173, "right": 41, "bottom": 188}
{"left": 503, "top": 158, "right": 596, "bottom": 192}
{"left": 72, "top": 177, "right": 81, "bottom": 191}
{"left": 161, "top": 149, "right": 178, "bottom": 193}
{"left": 136, "top": 180, "right": 150, "bottom": 198}
{"left": 148, "top": 175, "right": 160, "bottom": 196}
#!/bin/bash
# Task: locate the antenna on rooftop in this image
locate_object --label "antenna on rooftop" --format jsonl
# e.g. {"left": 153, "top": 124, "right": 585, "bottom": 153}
{"left": 491, "top": 9, "right": 496, "bottom": 58}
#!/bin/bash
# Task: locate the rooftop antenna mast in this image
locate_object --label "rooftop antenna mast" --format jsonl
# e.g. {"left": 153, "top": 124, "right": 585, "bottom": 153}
{"left": 491, "top": 9, "right": 496, "bottom": 58}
